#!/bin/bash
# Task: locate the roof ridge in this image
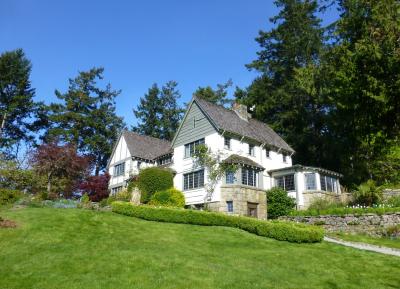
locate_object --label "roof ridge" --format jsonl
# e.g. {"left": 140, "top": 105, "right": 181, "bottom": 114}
{"left": 123, "top": 130, "right": 172, "bottom": 144}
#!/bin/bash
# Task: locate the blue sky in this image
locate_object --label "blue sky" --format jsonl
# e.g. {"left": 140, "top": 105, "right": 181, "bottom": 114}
{"left": 1, "top": 0, "right": 338, "bottom": 127}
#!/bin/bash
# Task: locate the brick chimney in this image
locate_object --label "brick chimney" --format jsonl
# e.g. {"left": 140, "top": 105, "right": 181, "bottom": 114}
{"left": 232, "top": 102, "right": 251, "bottom": 121}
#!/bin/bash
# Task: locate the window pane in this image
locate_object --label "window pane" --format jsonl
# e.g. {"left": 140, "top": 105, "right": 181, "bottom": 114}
{"left": 242, "top": 168, "right": 248, "bottom": 185}
{"left": 320, "top": 175, "right": 326, "bottom": 191}
{"left": 185, "top": 144, "right": 190, "bottom": 158}
{"left": 276, "top": 176, "right": 284, "bottom": 189}
{"left": 226, "top": 201, "right": 233, "bottom": 212}
{"left": 305, "top": 173, "right": 316, "bottom": 190}
{"left": 266, "top": 150, "right": 270, "bottom": 158}
{"left": 284, "top": 174, "right": 295, "bottom": 191}
{"left": 224, "top": 137, "right": 231, "bottom": 149}
{"left": 283, "top": 154, "right": 287, "bottom": 163}
{"left": 326, "top": 177, "right": 333, "bottom": 192}
{"left": 198, "top": 170, "right": 204, "bottom": 187}
{"left": 226, "top": 171, "right": 235, "bottom": 184}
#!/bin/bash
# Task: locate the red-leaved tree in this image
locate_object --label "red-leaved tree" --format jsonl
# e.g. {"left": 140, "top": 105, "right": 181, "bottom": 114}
{"left": 78, "top": 173, "right": 110, "bottom": 202}
{"left": 30, "top": 142, "right": 92, "bottom": 198}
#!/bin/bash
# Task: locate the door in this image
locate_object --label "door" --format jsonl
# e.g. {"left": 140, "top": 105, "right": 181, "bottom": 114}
{"left": 247, "top": 202, "right": 258, "bottom": 218}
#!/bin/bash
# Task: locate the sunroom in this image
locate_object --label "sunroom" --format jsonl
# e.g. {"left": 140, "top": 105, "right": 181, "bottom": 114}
{"left": 268, "top": 165, "right": 343, "bottom": 210}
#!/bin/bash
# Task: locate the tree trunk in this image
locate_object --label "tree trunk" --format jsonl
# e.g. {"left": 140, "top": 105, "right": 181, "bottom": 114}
{"left": 0, "top": 112, "right": 7, "bottom": 139}
{"left": 47, "top": 172, "right": 52, "bottom": 194}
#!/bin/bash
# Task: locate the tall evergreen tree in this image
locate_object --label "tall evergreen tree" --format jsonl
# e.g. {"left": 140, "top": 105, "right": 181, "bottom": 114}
{"left": 241, "top": 0, "right": 325, "bottom": 167}
{"left": 159, "top": 81, "right": 184, "bottom": 140}
{"left": 193, "top": 79, "right": 233, "bottom": 107}
{"left": 46, "top": 67, "right": 125, "bottom": 175}
{"left": 323, "top": 0, "right": 400, "bottom": 184}
{"left": 0, "top": 49, "right": 41, "bottom": 156}
{"left": 132, "top": 84, "right": 163, "bottom": 138}
{"left": 133, "top": 81, "right": 183, "bottom": 140}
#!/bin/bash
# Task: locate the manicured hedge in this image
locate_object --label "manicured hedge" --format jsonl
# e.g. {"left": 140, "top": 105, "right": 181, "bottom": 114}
{"left": 111, "top": 202, "right": 324, "bottom": 243}
{"left": 149, "top": 188, "right": 185, "bottom": 208}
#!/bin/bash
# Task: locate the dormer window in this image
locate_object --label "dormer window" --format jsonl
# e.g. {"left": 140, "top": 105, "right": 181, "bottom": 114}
{"left": 248, "top": 144, "right": 255, "bottom": 156}
{"left": 224, "top": 137, "right": 231, "bottom": 150}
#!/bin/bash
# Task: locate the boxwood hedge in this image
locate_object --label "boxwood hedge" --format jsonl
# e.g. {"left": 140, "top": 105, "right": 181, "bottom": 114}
{"left": 111, "top": 202, "right": 324, "bottom": 243}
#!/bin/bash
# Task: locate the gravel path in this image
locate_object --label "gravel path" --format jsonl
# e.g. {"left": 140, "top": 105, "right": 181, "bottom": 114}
{"left": 324, "top": 237, "right": 400, "bottom": 257}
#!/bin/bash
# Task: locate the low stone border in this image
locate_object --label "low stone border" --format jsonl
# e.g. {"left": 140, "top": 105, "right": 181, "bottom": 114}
{"left": 324, "top": 236, "right": 400, "bottom": 257}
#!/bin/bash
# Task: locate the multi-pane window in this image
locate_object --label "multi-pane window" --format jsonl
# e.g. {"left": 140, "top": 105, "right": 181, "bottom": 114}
{"left": 283, "top": 154, "right": 287, "bottom": 163}
{"left": 226, "top": 201, "right": 233, "bottom": 213}
{"left": 158, "top": 155, "right": 172, "bottom": 165}
{"left": 184, "top": 138, "right": 205, "bottom": 158}
{"left": 111, "top": 186, "right": 123, "bottom": 195}
{"left": 242, "top": 167, "right": 257, "bottom": 187}
{"left": 320, "top": 175, "right": 337, "bottom": 192}
{"left": 224, "top": 137, "right": 231, "bottom": 150}
{"left": 266, "top": 150, "right": 270, "bottom": 158}
{"left": 225, "top": 171, "right": 235, "bottom": 184}
{"left": 275, "top": 174, "right": 295, "bottom": 191}
{"left": 114, "top": 163, "right": 125, "bottom": 176}
{"left": 183, "top": 170, "right": 204, "bottom": 190}
{"left": 248, "top": 144, "right": 255, "bottom": 156}
{"left": 305, "top": 173, "right": 316, "bottom": 190}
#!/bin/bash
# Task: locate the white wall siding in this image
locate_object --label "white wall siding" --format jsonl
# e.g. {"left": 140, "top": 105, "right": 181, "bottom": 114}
{"left": 108, "top": 135, "right": 132, "bottom": 188}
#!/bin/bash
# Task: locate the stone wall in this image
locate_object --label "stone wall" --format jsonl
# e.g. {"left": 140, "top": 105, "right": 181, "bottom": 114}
{"left": 280, "top": 213, "right": 400, "bottom": 236}
{"left": 301, "top": 191, "right": 353, "bottom": 210}
{"left": 208, "top": 185, "right": 267, "bottom": 219}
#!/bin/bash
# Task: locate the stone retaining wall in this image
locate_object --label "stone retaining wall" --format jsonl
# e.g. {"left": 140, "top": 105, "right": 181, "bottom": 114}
{"left": 280, "top": 213, "right": 400, "bottom": 236}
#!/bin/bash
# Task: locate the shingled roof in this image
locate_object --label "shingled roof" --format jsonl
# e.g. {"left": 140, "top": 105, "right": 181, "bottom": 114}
{"left": 222, "top": 154, "right": 265, "bottom": 170}
{"left": 122, "top": 131, "right": 172, "bottom": 161}
{"left": 194, "top": 97, "right": 294, "bottom": 153}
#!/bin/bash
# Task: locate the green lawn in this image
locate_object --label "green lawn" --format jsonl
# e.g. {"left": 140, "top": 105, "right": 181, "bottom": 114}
{"left": 0, "top": 207, "right": 399, "bottom": 289}
{"left": 329, "top": 232, "right": 400, "bottom": 250}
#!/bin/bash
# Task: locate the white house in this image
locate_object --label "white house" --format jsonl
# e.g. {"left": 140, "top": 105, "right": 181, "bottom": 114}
{"left": 108, "top": 96, "right": 342, "bottom": 218}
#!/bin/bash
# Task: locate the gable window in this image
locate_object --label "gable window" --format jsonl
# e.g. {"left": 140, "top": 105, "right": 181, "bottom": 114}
{"left": 184, "top": 138, "right": 205, "bottom": 158}
{"left": 114, "top": 163, "right": 125, "bottom": 176}
{"left": 224, "top": 137, "right": 231, "bottom": 150}
{"left": 305, "top": 173, "right": 316, "bottom": 190}
{"left": 275, "top": 174, "right": 295, "bottom": 191}
{"left": 266, "top": 150, "right": 270, "bottom": 158}
{"left": 226, "top": 201, "right": 233, "bottom": 213}
{"left": 248, "top": 144, "right": 255, "bottom": 156}
{"left": 283, "top": 154, "right": 287, "bottom": 163}
{"left": 225, "top": 171, "right": 236, "bottom": 184}
{"left": 183, "top": 170, "right": 204, "bottom": 190}
{"left": 242, "top": 167, "right": 257, "bottom": 187}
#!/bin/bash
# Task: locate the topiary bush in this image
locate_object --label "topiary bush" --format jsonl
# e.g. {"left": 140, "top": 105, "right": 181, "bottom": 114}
{"left": 266, "top": 187, "right": 296, "bottom": 219}
{"left": 111, "top": 202, "right": 324, "bottom": 243}
{"left": 0, "top": 188, "right": 23, "bottom": 206}
{"left": 135, "top": 167, "right": 173, "bottom": 203}
{"left": 149, "top": 188, "right": 185, "bottom": 208}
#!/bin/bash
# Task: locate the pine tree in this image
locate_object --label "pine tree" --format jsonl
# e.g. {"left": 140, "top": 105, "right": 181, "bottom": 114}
{"left": 193, "top": 79, "right": 233, "bottom": 107}
{"left": 46, "top": 67, "right": 125, "bottom": 175}
{"left": 0, "top": 49, "right": 40, "bottom": 156}
{"left": 242, "top": 0, "right": 325, "bottom": 167}
{"left": 133, "top": 81, "right": 183, "bottom": 140}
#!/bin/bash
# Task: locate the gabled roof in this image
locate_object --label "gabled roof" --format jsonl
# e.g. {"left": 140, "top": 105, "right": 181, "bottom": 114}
{"left": 222, "top": 154, "right": 265, "bottom": 170}
{"left": 122, "top": 131, "right": 172, "bottom": 161}
{"left": 268, "top": 164, "right": 343, "bottom": 178}
{"left": 193, "top": 97, "right": 294, "bottom": 153}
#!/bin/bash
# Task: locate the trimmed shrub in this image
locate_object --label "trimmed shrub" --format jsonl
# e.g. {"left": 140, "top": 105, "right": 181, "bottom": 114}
{"left": 149, "top": 188, "right": 185, "bottom": 208}
{"left": 0, "top": 188, "right": 23, "bottom": 206}
{"left": 266, "top": 187, "right": 296, "bottom": 219}
{"left": 135, "top": 167, "right": 173, "bottom": 203}
{"left": 111, "top": 202, "right": 324, "bottom": 243}
{"left": 115, "top": 190, "right": 132, "bottom": 202}
{"left": 290, "top": 205, "right": 400, "bottom": 217}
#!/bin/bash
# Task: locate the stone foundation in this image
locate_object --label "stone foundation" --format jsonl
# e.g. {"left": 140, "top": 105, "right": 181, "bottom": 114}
{"left": 207, "top": 185, "right": 267, "bottom": 219}
{"left": 280, "top": 213, "right": 400, "bottom": 236}
{"left": 301, "top": 191, "right": 353, "bottom": 210}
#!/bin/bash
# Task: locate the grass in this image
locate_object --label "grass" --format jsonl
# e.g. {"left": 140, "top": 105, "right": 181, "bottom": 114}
{"left": 0, "top": 207, "right": 399, "bottom": 289}
{"left": 329, "top": 232, "right": 400, "bottom": 250}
